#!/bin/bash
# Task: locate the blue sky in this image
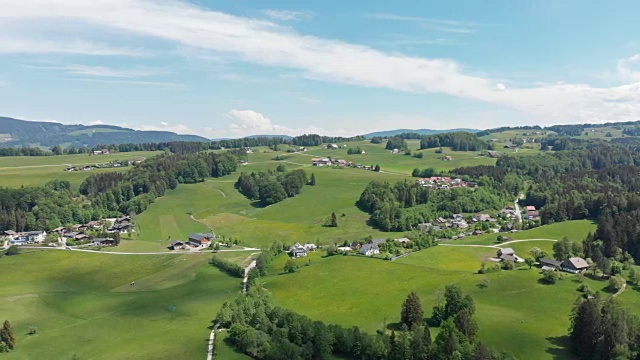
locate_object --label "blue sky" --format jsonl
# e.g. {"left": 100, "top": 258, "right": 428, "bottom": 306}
{"left": 1, "top": 0, "right": 640, "bottom": 137}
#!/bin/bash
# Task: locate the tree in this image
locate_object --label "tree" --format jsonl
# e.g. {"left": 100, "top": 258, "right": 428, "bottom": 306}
{"left": 284, "top": 259, "right": 299, "bottom": 274}
{"left": 329, "top": 212, "right": 338, "bottom": 227}
{"left": 629, "top": 267, "right": 640, "bottom": 285}
{"left": 410, "top": 325, "right": 431, "bottom": 360}
{"left": 325, "top": 244, "right": 338, "bottom": 256}
{"left": 524, "top": 257, "right": 535, "bottom": 269}
{"left": 400, "top": 292, "right": 424, "bottom": 329}
{"left": 529, "top": 247, "right": 546, "bottom": 261}
{"left": 608, "top": 275, "right": 626, "bottom": 292}
{"left": 374, "top": 164, "right": 381, "bottom": 172}
{"left": 309, "top": 173, "right": 316, "bottom": 186}
{"left": 479, "top": 278, "right": 490, "bottom": 289}
{"left": 496, "top": 235, "right": 504, "bottom": 243}
{"left": 541, "top": 269, "right": 559, "bottom": 284}
{"left": 553, "top": 237, "right": 574, "bottom": 260}
{"left": 5, "top": 246, "right": 20, "bottom": 256}
{"left": 0, "top": 320, "right": 15, "bottom": 350}
{"left": 276, "top": 164, "right": 287, "bottom": 172}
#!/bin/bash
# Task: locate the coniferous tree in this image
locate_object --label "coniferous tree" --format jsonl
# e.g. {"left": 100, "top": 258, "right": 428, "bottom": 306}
{"left": 401, "top": 291, "right": 424, "bottom": 330}
{"left": 330, "top": 212, "right": 338, "bottom": 227}
{"left": 0, "top": 320, "right": 15, "bottom": 350}
{"left": 309, "top": 173, "right": 316, "bottom": 186}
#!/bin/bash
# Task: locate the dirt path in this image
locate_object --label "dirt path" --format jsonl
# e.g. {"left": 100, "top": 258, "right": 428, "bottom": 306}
{"left": 243, "top": 260, "right": 257, "bottom": 294}
{"left": 206, "top": 323, "right": 220, "bottom": 360}
{"left": 613, "top": 283, "right": 627, "bottom": 297}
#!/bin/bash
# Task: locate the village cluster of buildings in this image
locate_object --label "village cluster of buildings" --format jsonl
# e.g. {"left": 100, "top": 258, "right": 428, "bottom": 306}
{"left": 2, "top": 215, "right": 133, "bottom": 247}
{"left": 64, "top": 160, "right": 142, "bottom": 172}
{"left": 496, "top": 247, "right": 590, "bottom": 274}
{"left": 415, "top": 177, "right": 477, "bottom": 190}
{"left": 289, "top": 238, "right": 414, "bottom": 258}
{"left": 169, "top": 232, "right": 215, "bottom": 250}
{"left": 310, "top": 158, "right": 374, "bottom": 170}
{"left": 418, "top": 213, "right": 499, "bottom": 236}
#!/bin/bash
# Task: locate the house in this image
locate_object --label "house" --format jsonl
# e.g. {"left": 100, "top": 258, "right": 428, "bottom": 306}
{"left": 360, "top": 243, "right": 380, "bottom": 256}
{"left": 82, "top": 166, "right": 92, "bottom": 171}
{"left": 303, "top": 244, "right": 317, "bottom": 251}
{"left": 3, "top": 230, "right": 17, "bottom": 238}
{"left": 392, "top": 148, "right": 400, "bottom": 154}
{"left": 561, "top": 257, "right": 589, "bottom": 274}
{"left": 74, "top": 233, "right": 90, "bottom": 241}
{"left": 87, "top": 221, "right": 102, "bottom": 228}
{"left": 64, "top": 167, "right": 76, "bottom": 172}
{"left": 525, "top": 206, "right": 536, "bottom": 211}
{"left": 169, "top": 240, "right": 186, "bottom": 250}
{"left": 337, "top": 246, "right": 352, "bottom": 252}
{"left": 526, "top": 211, "right": 539, "bottom": 220}
{"left": 442, "top": 156, "right": 453, "bottom": 161}
{"left": 290, "top": 243, "right": 308, "bottom": 258}
{"left": 239, "top": 160, "right": 248, "bottom": 165}
{"left": 539, "top": 258, "right": 562, "bottom": 269}
{"left": 188, "top": 233, "right": 215, "bottom": 248}
{"left": 328, "top": 144, "right": 339, "bottom": 149}
{"left": 108, "top": 223, "right": 132, "bottom": 234}
{"left": 350, "top": 241, "right": 362, "bottom": 250}
{"left": 473, "top": 214, "right": 492, "bottom": 222}
{"left": 370, "top": 238, "right": 387, "bottom": 246}
{"left": 472, "top": 230, "right": 484, "bottom": 235}
{"left": 91, "top": 238, "right": 116, "bottom": 246}
{"left": 311, "top": 158, "right": 332, "bottom": 166}
{"left": 499, "top": 254, "right": 519, "bottom": 262}
{"left": 243, "top": 147, "right": 253, "bottom": 154}
{"left": 487, "top": 150, "right": 499, "bottom": 158}
{"left": 395, "top": 238, "right": 411, "bottom": 244}
{"left": 497, "top": 248, "right": 515, "bottom": 257}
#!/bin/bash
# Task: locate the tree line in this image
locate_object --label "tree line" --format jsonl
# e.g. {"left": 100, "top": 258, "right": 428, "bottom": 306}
{"left": 210, "top": 255, "right": 245, "bottom": 278}
{"left": 419, "top": 132, "right": 492, "bottom": 151}
{"left": 235, "top": 169, "right": 312, "bottom": 206}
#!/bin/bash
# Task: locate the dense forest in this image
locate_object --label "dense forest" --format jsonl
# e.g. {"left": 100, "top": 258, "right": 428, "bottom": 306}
{"left": 235, "top": 169, "right": 311, "bottom": 206}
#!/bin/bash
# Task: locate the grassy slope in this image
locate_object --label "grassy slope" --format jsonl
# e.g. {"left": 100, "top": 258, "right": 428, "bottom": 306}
{"left": 264, "top": 243, "right": 640, "bottom": 360}
{"left": 0, "top": 151, "right": 160, "bottom": 189}
{"left": 0, "top": 250, "right": 241, "bottom": 360}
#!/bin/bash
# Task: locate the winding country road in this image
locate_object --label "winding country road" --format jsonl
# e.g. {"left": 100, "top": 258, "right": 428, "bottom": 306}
{"left": 439, "top": 238, "right": 559, "bottom": 249}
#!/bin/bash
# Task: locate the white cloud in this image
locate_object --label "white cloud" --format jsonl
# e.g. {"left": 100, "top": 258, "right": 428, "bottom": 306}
{"left": 68, "top": 78, "right": 185, "bottom": 88}
{"left": 0, "top": 36, "right": 145, "bottom": 56}
{"left": 89, "top": 120, "right": 104, "bottom": 125}
{"left": 28, "top": 64, "right": 165, "bottom": 78}
{"left": 263, "top": 10, "right": 313, "bottom": 21}
{"left": 1, "top": 0, "right": 640, "bottom": 124}
{"left": 365, "top": 13, "right": 479, "bottom": 33}
{"left": 617, "top": 54, "right": 640, "bottom": 82}
{"left": 495, "top": 83, "right": 506, "bottom": 92}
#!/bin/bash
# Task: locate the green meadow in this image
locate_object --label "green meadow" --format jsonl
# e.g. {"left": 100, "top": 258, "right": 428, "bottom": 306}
{"left": 0, "top": 151, "right": 160, "bottom": 189}
{"left": 0, "top": 249, "right": 251, "bottom": 360}
{"left": 262, "top": 242, "right": 640, "bottom": 360}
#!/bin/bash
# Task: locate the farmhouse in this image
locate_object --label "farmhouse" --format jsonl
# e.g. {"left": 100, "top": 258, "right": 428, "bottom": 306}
{"left": 91, "top": 238, "right": 116, "bottom": 246}
{"left": 350, "top": 241, "right": 362, "bottom": 250}
{"left": 169, "top": 240, "right": 186, "bottom": 250}
{"left": 311, "top": 158, "right": 332, "bottom": 166}
{"left": 525, "top": 206, "right": 536, "bottom": 211}
{"left": 473, "top": 214, "right": 493, "bottom": 222}
{"left": 370, "top": 238, "right": 387, "bottom": 246}
{"left": 360, "top": 243, "right": 380, "bottom": 256}
{"left": 539, "top": 258, "right": 562, "bottom": 270}
{"left": 497, "top": 247, "right": 524, "bottom": 262}
{"left": 561, "top": 257, "right": 589, "bottom": 274}
{"left": 290, "top": 243, "right": 308, "bottom": 258}
{"left": 395, "top": 238, "right": 411, "bottom": 244}
{"left": 188, "top": 233, "right": 215, "bottom": 248}
{"left": 303, "top": 244, "right": 317, "bottom": 251}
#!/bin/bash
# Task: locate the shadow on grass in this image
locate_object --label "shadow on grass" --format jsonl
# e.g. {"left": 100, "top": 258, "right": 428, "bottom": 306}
{"left": 545, "top": 335, "right": 572, "bottom": 360}
{"left": 249, "top": 201, "right": 266, "bottom": 209}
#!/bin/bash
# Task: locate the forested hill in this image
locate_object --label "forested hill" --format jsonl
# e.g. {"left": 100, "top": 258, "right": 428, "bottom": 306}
{"left": 0, "top": 117, "right": 209, "bottom": 148}
{"left": 362, "top": 128, "right": 479, "bottom": 138}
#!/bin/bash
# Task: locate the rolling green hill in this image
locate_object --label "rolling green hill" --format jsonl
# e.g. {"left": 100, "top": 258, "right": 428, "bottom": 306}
{"left": 0, "top": 116, "right": 210, "bottom": 148}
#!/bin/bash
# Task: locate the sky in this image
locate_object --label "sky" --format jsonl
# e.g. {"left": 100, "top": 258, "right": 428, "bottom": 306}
{"left": 1, "top": 0, "right": 640, "bottom": 138}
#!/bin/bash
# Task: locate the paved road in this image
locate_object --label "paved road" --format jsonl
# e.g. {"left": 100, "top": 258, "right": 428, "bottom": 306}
{"left": 19, "top": 246, "right": 260, "bottom": 255}
{"left": 243, "top": 260, "right": 257, "bottom": 293}
{"left": 439, "top": 238, "right": 559, "bottom": 249}
{"left": 514, "top": 195, "right": 523, "bottom": 224}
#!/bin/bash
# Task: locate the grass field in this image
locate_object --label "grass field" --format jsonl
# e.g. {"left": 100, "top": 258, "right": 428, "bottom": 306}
{"left": 0, "top": 249, "right": 243, "bottom": 360}
{"left": 0, "top": 151, "right": 160, "bottom": 189}
{"left": 263, "top": 241, "right": 640, "bottom": 360}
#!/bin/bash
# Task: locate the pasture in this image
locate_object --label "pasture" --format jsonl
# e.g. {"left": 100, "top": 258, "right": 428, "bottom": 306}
{"left": 263, "top": 239, "right": 640, "bottom": 360}
{"left": 0, "top": 151, "right": 160, "bottom": 189}
{"left": 0, "top": 249, "right": 245, "bottom": 360}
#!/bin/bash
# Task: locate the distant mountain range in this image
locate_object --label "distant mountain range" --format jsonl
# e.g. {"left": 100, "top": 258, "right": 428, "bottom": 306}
{"left": 361, "top": 128, "right": 480, "bottom": 138}
{"left": 0, "top": 117, "right": 210, "bottom": 148}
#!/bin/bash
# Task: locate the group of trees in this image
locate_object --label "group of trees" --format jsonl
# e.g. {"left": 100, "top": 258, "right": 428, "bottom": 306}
{"left": 385, "top": 137, "right": 408, "bottom": 151}
{"left": 235, "top": 169, "right": 311, "bottom": 206}
{"left": 569, "top": 296, "right": 640, "bottom": 360}
{"left": 210, "top": 256, "right": 245, "bottom": 278}
{"left": 347, "top": 146, "right": 364, "bottom": 155}
{"left": 420, "top": 132, "right": 492, "bottom": 151}
{"left": 217, "top": 285, "right": 514, "bottom": 360}
{"left": 357, "top": 180, "right": 508, "bottom": 231}
{"left": 81, "top": 151, "right": 238, "bottom": 216}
